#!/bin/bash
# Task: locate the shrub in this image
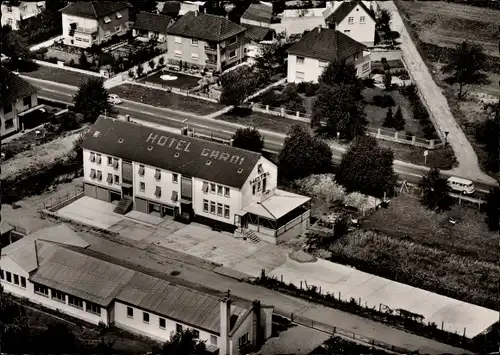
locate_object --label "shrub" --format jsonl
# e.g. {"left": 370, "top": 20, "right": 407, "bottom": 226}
{"left": 304, "top": 82, "right": 319, "bottom": 97}
{"left": 128, "top": 69, "right": 135, "bottom": 79}
{"left": 363, "top": 78, "right": 375, "bottom": 88}
{"left": 296, "top": 174, "right": 346, "bottom": 203}
{"left": 284, "top": 99, "right": 306, "bottom": 113}
{"left": 149, "top": 59, "right": 155, "bottom": 70}
{"left": 136, "top": 64, "right": 144, "bottom": 77}
{"left": 158, "top": 56, "right": 165, "bottom": 66}
{"left": 372, "top": 94, "right": 395, "bottom": 108}
{"left": 297, "top": 82, "right": 307, "bottom": 93}
{"left": 383, "top": 62, "right": 391, "bottom": 71}
{"left": 400, "top": 83, "right": 418, "bottom": 97}
{"left": 371, "top": 67, "right": 384, "bottom": 75}
{"left": 422, "top": 121, "right": 436, "bottom": 139}
{"left": 260, "top": 90, "right": 281, "bottom": 107}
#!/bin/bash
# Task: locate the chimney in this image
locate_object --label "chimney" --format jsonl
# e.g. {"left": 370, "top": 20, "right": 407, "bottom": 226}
{"left": 219, "top": 297, "right": 231, "bottom": 355}
{"left": 194, "top": 9, "right": 199, "bottom": 16}
{"left": 318, "top": 25, "right": 322, "bottom": 33}
{"left": 252, "top": 300, "right": 262, "bottom": 348}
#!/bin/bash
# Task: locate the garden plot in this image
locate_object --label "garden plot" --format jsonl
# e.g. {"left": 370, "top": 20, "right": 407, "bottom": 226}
{"left": 20, "top": 64, "right": 96, "bottom": 87}
{"left": 141, "top": 70, "right": 201, "bottom": 90}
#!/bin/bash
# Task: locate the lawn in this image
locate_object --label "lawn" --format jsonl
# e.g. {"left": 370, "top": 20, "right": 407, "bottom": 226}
{"left": 378, "top": 141, "right": 457, "bottom": 170}
{"left": 141, "top": 70, "right": 202, "bottom": 90}
{"left": 20, "top": 64, "right": 96, "bottom": 87}
{"left": 109, "top": 84, "right": 225, "bottom": 115}
{"left": 331, "top": 195, "right": 499, "bottom": 310}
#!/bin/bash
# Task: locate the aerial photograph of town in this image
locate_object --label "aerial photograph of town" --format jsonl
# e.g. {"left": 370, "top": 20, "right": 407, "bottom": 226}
{"left": 0, "top": 0, "right": 499, "bottom": 354}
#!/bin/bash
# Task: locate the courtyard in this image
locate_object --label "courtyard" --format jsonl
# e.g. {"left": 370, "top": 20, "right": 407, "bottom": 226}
{"left": 140, "top": 70, "right": 202, "bottom": 90}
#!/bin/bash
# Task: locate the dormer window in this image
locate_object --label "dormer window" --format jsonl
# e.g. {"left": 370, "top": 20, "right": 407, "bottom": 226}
{"left": 116, "top": 12, "right": 122, "bottom": 19}
{"left": 104, "top": 16, "right": 111, "bottom": 24}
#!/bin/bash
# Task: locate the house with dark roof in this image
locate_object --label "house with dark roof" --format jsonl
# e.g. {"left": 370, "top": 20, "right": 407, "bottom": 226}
{"left": 161, "top": 0, "right": 206, "bottom": 17}
{"left": 242, "top": 24, "right": 277, "bottom": 63}
{"left": 81, "top": 117, "right": 311, "bottom": 244}
{"left": 166, "top": 10, "right": 247, "bottom": 71}
{"left": 1, "top": 230, "right": 274, "bottom": 354}
{"left": 0, "top": 0, "right": 45, "bottom": 30}
{"left": 132, "top": 12, "right": 174, "bottom": 42}
{"left": 287, "top": 26, "right": 371, "bottom": 83}
{"left": 60, "top": 1, "right": 130, "bottom": 48}
{"left": 0, "top": 67, "right": 39, "bottom": 137}
{"left": 324, "top": 0, "right": 377, "bottom": 46}
{"left": 240, "top": 2, "right": 272, "bottom": 28}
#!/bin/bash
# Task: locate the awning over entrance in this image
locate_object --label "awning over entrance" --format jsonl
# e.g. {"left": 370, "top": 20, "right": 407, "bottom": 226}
{"left": 242, "top": 189, "right": 310, "bottom": 220}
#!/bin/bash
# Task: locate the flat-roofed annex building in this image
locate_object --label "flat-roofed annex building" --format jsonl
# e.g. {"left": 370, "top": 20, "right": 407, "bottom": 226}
{"left": 81, "top": 118, "right": 311, "bottom": 244}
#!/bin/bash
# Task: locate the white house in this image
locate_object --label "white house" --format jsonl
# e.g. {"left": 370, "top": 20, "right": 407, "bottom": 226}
{"left": 0, "top": 0, "right": 45, "bottom": 30}
{"left": 81, "top": 117, "right": 311, "bottom": 244}
{"left": 287, "top": 26, "right": 371, "bottom": 83}
{"left": 59, "top": 1, "right": 130, "bottom": 48}
{"left": 132, "top": 12, "right": 174, "bottom": 42}
{"left": 324, "top": 0, "right": 376, "bottom": 46}
{"left": 0, "top": 224, "right": 274, "bottom": 355}
{"left": 0, "top": 66, "right": 40, "bottom": 137}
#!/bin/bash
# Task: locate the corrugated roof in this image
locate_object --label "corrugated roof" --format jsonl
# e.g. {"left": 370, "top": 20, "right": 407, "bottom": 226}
{"left": 241, "top": 3, "right": 273, "bottom": 24}
{"left": 243, "top": 24, "right": 274, "bottom": 42}
{"left": 287, "top": 27, "right": 366, "bottom": 61}
{"left": 133, "top": 12, "right": 173, "bottom": 34}
{"left": 0, "top": 67, "right": 38, "bottom": 106}
{"left": 60, "top": 1, "right": 129, "bottom": 18}
{"left": 325, "top": 1, "right": 375, "bottom": 24}
{"left": 242, "top": 189, "right": 310, "bottom": 220}
{"left": 81, "top": 118, "right": 261, "bottom": 188}
{"left": 167, "top": 11, "right": 246, "bottom": 42}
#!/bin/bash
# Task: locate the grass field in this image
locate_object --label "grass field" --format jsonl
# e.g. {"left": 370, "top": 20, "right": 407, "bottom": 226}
{"left": 378, "top": 141, "right": 457, "bottom": 170}
{"left": 21, "top": 64, "right": 96, "bottom": 87}
{"left": 219, "top": 107, "right": 309, "bottom": 132}
{"left": 330, "top": 195, "right": 499, "bottom": 310}
{"left": 141, "top": 70, "right": 201, "bottom": 90}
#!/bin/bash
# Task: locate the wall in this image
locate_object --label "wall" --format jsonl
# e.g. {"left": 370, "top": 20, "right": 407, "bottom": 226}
{"left": 240, "top": 156, "right": 277, "bottom": 210}
{"left": 114, "top": 301, "right": 218, "bottom": 345}
{"left": 83, "top": 149, "right": 122, "bottom": 191}
{"left": 1, "top": 3, "right": 21, "bottom": 29}
{"left": 335, "top": 3, "right": 376, "bottom": 46}
{"left": 369, "top": 49, "right": 403, "bottom": 62}
{"left": 229, "top": 310, "right": 254, "bottom": 355}
{"left": 221, "top": 32, "right": 246, "bottom": 69}
{"left": 166, "top": 34, "right": 212, "bottom": 69}
{"left": 0, "top": 256, "right": 31, "bottom": 298}
{"left": 287, "top": 54, "right": 321, "bottom": 83}
{"left": 275, "top": 210, "right": 310, "bottom": 244}
{"left": 1, "top": 101, "right": 20, "bottom": 136}
{"left": 62, "top": 14, "right": 99, "bottom": 47}
{"left": 96, "top": 8, "right": 129, "bottom": 45}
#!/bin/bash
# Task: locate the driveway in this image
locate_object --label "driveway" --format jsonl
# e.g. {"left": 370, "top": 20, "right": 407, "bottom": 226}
{"left": 381, "top": 1, "right": 497, "bottom": 185}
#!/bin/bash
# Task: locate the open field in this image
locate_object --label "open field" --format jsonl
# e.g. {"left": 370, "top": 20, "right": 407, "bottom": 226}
{"left": 21, "top": 64, "right": 96, "bottom": 87}
{"left": 378, "top": 141, "right": 457, "bottom": 170}
{"left": 141, "top": 70, "right": 201, "bottom": 90}
{"left": 109, "top": 84, "right": 224, "bottom": 115}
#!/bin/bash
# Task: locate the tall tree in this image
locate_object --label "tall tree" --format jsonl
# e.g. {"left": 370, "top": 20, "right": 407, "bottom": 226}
{"left": 219, "top": 66, "right": 256, "bottom": 106}
{"left": 161, "top": 329, "right": 206, "bottom": 355}
{"left": 420, "top": 168, "right": 452, "bottom": 212}
{"left": 442, "top": 41, "right": 489, "bottom": 99}
{"left": 485, "top": 187, "right": 500, "bottom": 231}
{"left": 232, "top": 127, "right": 265, "bottom": 153}
{"left": 393, "top": 105, "right": 405, "bottom": 131}
{"left": 383, "top": 106, "right": 393, "bottom": 128}
{"left": 278, "top": 124, "right": 332, "bottom": 181}
{"left": 254, "top": 41, "right": 287, "bottom": 75}
{"left": 312, "top": 84, "right": 367, "bottom": 140}
{"left": 0, "top": 25, "right": 31, "bottom": 65}
{"left": 383, "top": 70, "right": 392, "bottom": 90}
{"left": 336, "top": 135, "right": 395, "bottom": 197}
{"left": 376, "top": 8, "right": 392, "bottom": 33}
{"left": 73, "top": 78, "right": 112, "bottom": 123}
{"left": 319, "top": 60, "right": 362, "bottom": 98}
{"left": 476, "top": 116, "right": 499, "bottom": 173}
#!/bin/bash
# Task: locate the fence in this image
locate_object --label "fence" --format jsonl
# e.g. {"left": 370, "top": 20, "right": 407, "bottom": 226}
{"left": 42, "top": 185, "right": 84, "bottom": 212}
{"left": 274, "top": 308, "right": 410, "bottom": 354}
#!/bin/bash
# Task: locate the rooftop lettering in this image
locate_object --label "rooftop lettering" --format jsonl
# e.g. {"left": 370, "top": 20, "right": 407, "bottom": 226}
{"left": 146, "top": 133, "right": 191, "bottom": 152}
{"left": 201, "top": 148, "right": 245, "bottom": 165}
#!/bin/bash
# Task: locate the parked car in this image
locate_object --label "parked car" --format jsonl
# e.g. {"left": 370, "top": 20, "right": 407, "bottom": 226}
{"left": 108, "top": 94, "right": 122, "bottom": 105}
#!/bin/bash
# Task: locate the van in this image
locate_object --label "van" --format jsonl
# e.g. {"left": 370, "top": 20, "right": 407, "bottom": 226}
{"left": 447, "top": 177, "right": 475, "bottom": 195}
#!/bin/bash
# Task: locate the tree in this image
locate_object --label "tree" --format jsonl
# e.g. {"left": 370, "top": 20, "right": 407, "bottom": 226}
{"left": 73, "top": 78, "right": 112, "bottom": 123}
{"left": 78, "top": 52, "right": 89, "bottom": 69}
{"left": 393, "top": 105, "right": 405, "bottom": 131}
{"left": 0, "top": 25, "right": 31, "bottom": 65}
{"left": 420, "top": 168, "right": 452, "bottom": 212}
{"left": 376, "top": 8, "right": 392, "bottom": 33}
{"left": 278, "top": 124, "right": 332, "bottom": 181}
{"left": 161, "top": 329, "right": 206, "bottom": 355}
{"left": 254, "top": 41, "right": 287, "bottom": 74}
{"left": 232, "top": 127, "right": 265, "bottom": 153}
{"left": 485, "top": 187, "right": 500, "bottom": 231}
{"left": 312, "top": 84, "right": 367, "bottom": 140}
{"left": 136, "top": 64, "right": 144, "bottom": 77}
{"left": 219, "top": 66, "right": 256, "bottom": 106}
{"left": 336, "top": 135, "right": 395, "bottom": 197}
{"left": 442, "top": 41, "right": 489, "bottom": 99}
{"left": 319, "top": 60, "right": 362, "bottom": 98}
{"left": 383, "top": 70, "right": 392, "bottom": 90}
{"left": 383, "top": 106, "right": 393, "bottom": 128}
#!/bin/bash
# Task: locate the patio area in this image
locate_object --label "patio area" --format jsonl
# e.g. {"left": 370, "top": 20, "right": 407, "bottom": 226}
{"left": 141, "top": 69, "right": 202, "bottom": 90}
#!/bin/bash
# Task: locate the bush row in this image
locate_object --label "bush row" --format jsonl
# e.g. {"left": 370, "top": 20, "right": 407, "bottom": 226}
{"left": 257, "top": 83, "right": 307, "bottom": 113}
{"left": 399, "top": 84, "right": 437, "bottom": 139}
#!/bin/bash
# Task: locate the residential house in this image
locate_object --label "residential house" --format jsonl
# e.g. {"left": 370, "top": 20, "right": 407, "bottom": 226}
{"left": 0, "top": 224, "right": 274, "bottom": 354}
{"left": 0, "top": 67, "right": 39, "bottom": 137}
{"left": 0, "top": 0, "right": 45, "bottom": 30}
{"left": 240, "top": 2, "right": 272, "bottom": 28}
{"left": 132, "top": 12, "right": 174, "bottom": 42}
{"left": 59, "top": 1, "right": 130, "bottom": 48}
{"left": 81, "top": 117, "right": 311, "bottom": 244}
{"left": 242, "top": 24, "right": 276, "bottom": 63}
{"left": 287, "top": 26, "right": 371, "bottom": 83}
{"left": 324, "top": 0, "right": 376, "bottom": 46}
{"left": 166, "top": 10, "right": 247, "bottom": 71}
{"left": 160, "top": 0, "right": 206, "bottom": 17}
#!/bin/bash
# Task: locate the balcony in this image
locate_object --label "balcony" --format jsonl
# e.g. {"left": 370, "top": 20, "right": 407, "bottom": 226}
{"left": 75, "top": 26, "right": 98, "bottom": 34}
{"left": 204, "top": 45, "right": 217, "bottom": 54}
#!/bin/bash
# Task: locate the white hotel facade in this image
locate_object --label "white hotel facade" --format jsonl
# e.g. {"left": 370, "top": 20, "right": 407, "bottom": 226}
{"left": 81, "top": 118, "right": 311, "bottom": 244}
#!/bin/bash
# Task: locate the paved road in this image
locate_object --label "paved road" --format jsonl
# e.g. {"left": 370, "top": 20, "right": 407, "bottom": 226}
{"left": 26, "top": 77, "right": 496, "bottom": 196}
{"left": 381, "top": 1, "right": 497, "bottom": 187}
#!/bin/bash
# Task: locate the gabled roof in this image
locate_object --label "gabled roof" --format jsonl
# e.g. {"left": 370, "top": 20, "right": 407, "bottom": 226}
{"left": 60, "top": 1, "right": 128, "bottom": 19}
{"left": 161, "top": 0, "right": 181, "bottom": 15}
{"left": 0, "top": 67, "right": 38, "bottom": 106}
{"left": 241, "top": 2, "right": 272, "bottom": 24}
{"left": 166, "top": 10, "right": 246, "bottom": 42}
{"left": 243, "top": 24, "right": 275, "bottom": 42}
{"left": 81, "top": 118, "right": 261, "bottom": 188}
{"left": 133, "top": 12, "right": 173, "bottom": 34}
{"left": 325, "top": 0, "right": 375, "bottom": 24}
{"left": 287, "top": 27, "right": 366, "bottom": 61}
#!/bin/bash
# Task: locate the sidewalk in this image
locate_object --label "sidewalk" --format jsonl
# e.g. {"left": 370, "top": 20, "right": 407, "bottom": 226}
{"left": 382, "top": 1, "right": 496, "bottom": 185}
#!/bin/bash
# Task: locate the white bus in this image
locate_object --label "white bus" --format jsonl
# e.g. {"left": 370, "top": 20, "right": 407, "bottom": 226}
{"left": 447, "top": 177, "right": 475, "bottom": 195}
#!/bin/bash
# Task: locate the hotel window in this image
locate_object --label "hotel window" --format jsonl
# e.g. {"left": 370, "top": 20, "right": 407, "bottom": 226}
{"left": 191, "top": 39, "right": 198, "bottom": 46}
{"left": 90, "top": 152, "right": 96, "bottom": 162}
{"left": 224, "top": 187, "right": 230, "bottom": 197}
{"left": 86, "top": 302, "right": 101, "bottom": 315}
{"left": 174, "top": 36, "right": 182, "bottom": 43}
{"left": 210, "top": 183, "right": 216, "bottom": 194}
{"left": 0, "top": 269, "right": 4, "bottom": 279}
{"left": 173, "top": 173, "right": 178, "bottom": 183}
{"left": 96, "top": 154, "right": 102, "bottom": 164}
{"left": 202, "top": 182, "right": 209, "bottom": 193}
{"left": 75, "top": 37, "right": 82, "bottom": 42}
{"left": 203, "top": 199, "right": 209, "bottom": 212}
{"left": 112, "top": 158, "right": 119, "bottom": 169}
{"left": 319, "top": 61, "right": 328, "bottom": 68}
{"left": 229, "top": 36, "right": 237, "bottom": 45}
{"left": 171, "top": 191, "right": 178, "bottom": 202}
{"left": 296, "top": 71, "right": 305, "bottom": 80}
{"left": 210, "top": 335, "right": 217, "bottom": 346}
{"left": 159, "top": 318, "right": 166, "bottom": 329}
{"left": 362, "top": 62, "right": 370, "bottom": 72}
{"left": 155, "top": 169, "right": 161, "bottom": 180}
{"left": 127, "top": 307, "right": 134, "bottom": 318}
{"left": 143, "top": 312, "right": 150, "bottom": 324}
{"left": 108, "top": 156, "right": 113, "bottom": 165}
{"left": 52, "top": 290, "right": 66, "bottom": 303}
{"left": 69, "top": 296, "right": 83, "bottom": 309}
{"left": 217, "top": 203, "right": 223, "bottom": 217}
{"left": 140, "top": 182, "right": 145, "bottom": 191}
{"left": 192, "top": 329, "right": 200, "bottom": 338}
{"left": 360, "top": 16, "right": 366, "bottom": 24}
{"left": 90, "top": 169, "right": 96, "bottom": 179}
{"left": 296, "top": 56, "right": 304, "bottom": 64}
{"left": 348, "top": 16, "right": 354, "bottom": 24}
{"left": 229, "top": 50, "right": 237, "bottom": 59}
{"left": 252, "top": 184, "right": 256, "bottom": 195}
{"left": 210, "top": 201, "right": 216, "bottom": 214}
{"left": 34, "top": 284, "right": 49, "bottom": 297}
{"left": 176, "top": 324, "right": 182, "bottom": 333}
{"left": 217, "top": 185, "right": 223, "bottom": 195}
{"left": 97, "top": 170, "right": 102, "bottom": 181}
{"left": 174, "top": 50, "right": 182, "bottom": 57}
{"left": 20, "top": 277, "right": 26, "bottom": 288}
{"left": 107, "top": 173, "right": 113, "bottom": 184}
{"left": 138, "top": 164, "right": 145, "bottom": 176}
{"left": 257, "top": 180, "right": 262, "bottom": 192}
{"left": 224, "top": 205, "right": 230, "bottom": 219}
{"left": 114, "top": 174, "right": 119, "bottom": 184}
{"left": 13, "top": 274, "right": 19, "bottom": 285}
{"left": 116, "top": 11, "right": 122, "bottom": 18}
{"left": 262, "top": 177, "right": 267, "bottom": 191}
{"left": 155, "top": 186, "right": 162, "bottom": 198}
{"left": 191, "top": 53, "right": 199, "bottom": 60}
{"left": 23, "top": 96, "right": 31, "bottom": 107}
{"left": 239, "top": 333, "right": 249, "bottom": 347}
